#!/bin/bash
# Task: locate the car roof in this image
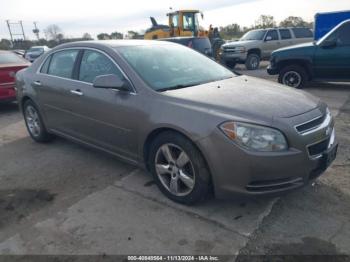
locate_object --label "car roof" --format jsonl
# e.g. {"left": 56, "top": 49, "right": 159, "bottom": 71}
{"left": 53, "top": 40, "right": 174, "bottom": 50}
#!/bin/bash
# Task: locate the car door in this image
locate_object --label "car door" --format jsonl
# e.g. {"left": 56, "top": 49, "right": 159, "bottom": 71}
{"left": 313, "top": 21, "right": 350, "bottom": 79}
{"left": 65, "top": 49, "right": 140, "bottom": 160}
{"left": 33, "top": 49, "right": 81, "bottom": 134}
{"left": 263, "top": 30, "right": 281, "bottom": 58}
{"left": 278, "top": 29, "right": 295, "bottom": 48}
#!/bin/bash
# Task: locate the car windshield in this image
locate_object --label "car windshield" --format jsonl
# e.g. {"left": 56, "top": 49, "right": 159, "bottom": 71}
{"left": 0, "top": 52, "right": 26, "bottom": 64}
{"left": 240, "top": 30, "right": 267, "bottom": 41}
{"left": 28, "top": 47, "right": 44, "bottom": 52}
{"left": 117, "top": 44, "right": 234, "bottom": 91}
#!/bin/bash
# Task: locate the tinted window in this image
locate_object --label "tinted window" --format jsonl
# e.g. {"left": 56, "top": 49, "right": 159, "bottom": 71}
{"left": 279, "top": 29, "right": 292, "bottom": 40}
{"left": 0, "top": 52, "right": 26, "bottom": 64}
{"left": 336, "top": 22, "right": 350, "bottom": 45}
{"left": 79, "top": 50, "right": 123, "bottom": 83}
{"left": 48, "top": 50, "right": 79, "bottom": 78}
{"left": 117, "top": 44, "right": 234, "bottom": 91}
{"left": 292, "top": 28, "right": 313, "bottom": 38}
{"left": 266, "top": 30, "right": 279, "bottom": 40}
{"left": 40, "top": 56, "right": 51, "bottom": 73}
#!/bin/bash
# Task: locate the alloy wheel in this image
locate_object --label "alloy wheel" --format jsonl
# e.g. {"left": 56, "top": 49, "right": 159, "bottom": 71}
{"left": 282, "top": 71, "right": 302, "bottom": 88}
{"left": 25, "top": 105, "right": 41, "bottom": 137}
{"left": 154, "top": 143, "right": 195, "bottom": 196}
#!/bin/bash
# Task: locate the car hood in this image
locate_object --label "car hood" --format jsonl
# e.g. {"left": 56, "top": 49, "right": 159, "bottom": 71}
{"left": 26, "top": 51, "right": 43, "bottom": 56}
{"left": 223, "top": 40, "right": 257, "bottom": 47}
{"left": 274, "top": 41, "right": 316, "bottom": 53}
{"left": 163, "top": 76, "right": 319, "bottom": 120}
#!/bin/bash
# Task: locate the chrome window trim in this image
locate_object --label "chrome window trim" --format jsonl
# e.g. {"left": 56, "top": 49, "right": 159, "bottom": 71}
{"left": 36, "top": 47, "right": 137, "bottom": 94}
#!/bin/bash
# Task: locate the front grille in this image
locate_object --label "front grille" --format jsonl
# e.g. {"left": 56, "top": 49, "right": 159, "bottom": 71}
{"left": 223, "top": 47, "right": 237, "bottom": 53}
{"left": 308, "top": 138, "right": 329, "bottom": 156}
{"left": 246, "top": 177, "right": 303, "bottom": 192}
{"left": 295, "top": 114, "right": 325, "bottom": 134}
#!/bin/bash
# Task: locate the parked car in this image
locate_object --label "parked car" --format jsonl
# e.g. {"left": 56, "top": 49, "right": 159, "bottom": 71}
{"left": 16, "top": 40, "right": 337, "bottom": 204}
{"left": 12, "top": 49, "right": 26, "bottom": 57}
{"left": 267, "top": 19, "right": 350, "bottom": 89}
{"left": 220, "top": 27, "right": 313, "bottom": 70}
{"left": 24, "top": 46, "right": 50, "bottom": 62}
{"left": 159, "top": 37, "right": 213, "bottom": 57}
{"left": 0, "top": 50, "right": 30, "bottom": 103}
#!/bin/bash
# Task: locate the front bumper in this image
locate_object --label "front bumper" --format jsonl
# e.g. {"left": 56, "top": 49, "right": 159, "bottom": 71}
{"left": 220, "top": 51, "right": 247, "bottom": 64}
{"left": 267, "top": 65, "right": 279, "bottom": 75}
{"left": 196, "top": 108, "right": 337, "bottom": 199}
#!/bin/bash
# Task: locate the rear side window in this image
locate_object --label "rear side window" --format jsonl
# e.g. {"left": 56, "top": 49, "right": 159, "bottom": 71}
{"left": 78, "top": 50, "right": 123, "bottom": 83}
{"left": 266, "top": 30, "right": 279, "bottom": 40}
{"left": 292, "top": 28, "right": 313, "bottom": 38}
{"left": 48, "top": 50, "right": 79, "bottom": 79}
{"left": 279, "top": 29, "right": 292, "bottom": 40}
{"left": 40, "top": 56, "right": 51, "bottom": 74}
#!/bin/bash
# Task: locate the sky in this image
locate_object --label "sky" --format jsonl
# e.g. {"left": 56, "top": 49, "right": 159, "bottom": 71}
{"left": 0, "top": 0, "right": 349, "bottom": 40}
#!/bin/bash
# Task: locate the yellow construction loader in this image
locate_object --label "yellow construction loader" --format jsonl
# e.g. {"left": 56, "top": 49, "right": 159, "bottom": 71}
{"left": 144, "top": 9, "right": 224, "bottom": 59}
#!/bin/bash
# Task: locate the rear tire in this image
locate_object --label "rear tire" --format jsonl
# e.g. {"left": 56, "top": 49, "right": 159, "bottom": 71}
{"left": 23, "top": 100, "right": 54, "bottom": 143}
{"left": 278, "top": 65, "right": 308, "bottom": 89}
{"left": 245, "top": 53, "right": 260, "bottom": 70}
{"left": 148, "top": 131, "right": 211, "bottom": 205}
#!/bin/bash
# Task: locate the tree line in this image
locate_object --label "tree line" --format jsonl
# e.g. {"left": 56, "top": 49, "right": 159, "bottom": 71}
{"left": 220, "top": 15, "right": 313, "bottom": 39}
{"left": 0, "top": 15, "right": 313, "bottom": 50}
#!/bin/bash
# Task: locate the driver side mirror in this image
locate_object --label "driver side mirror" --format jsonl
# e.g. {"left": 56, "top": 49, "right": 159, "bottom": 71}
{"left": 93, "top": 74, "right": 132, "bottom": 92}
{"left": 321, "top": 39, "right": 337, "bottom": 49}
{"left": 265, "top": 36, "right": 272, "bottom": 41}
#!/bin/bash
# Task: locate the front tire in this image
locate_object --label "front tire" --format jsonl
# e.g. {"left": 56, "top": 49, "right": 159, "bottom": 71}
{"left": 148, "top": 131, "right": 211, "bottom": 205}
{"left": 245, "top": 53, "right": 260, "bottom": 70}
{"left": 278, "top": 65, "right": 308, "bottom": 89}
{"left": 23, "top": 100, "right": 54, "bottom": 143}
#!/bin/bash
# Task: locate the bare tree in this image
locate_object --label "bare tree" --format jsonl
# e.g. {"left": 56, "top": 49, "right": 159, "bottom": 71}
{"left": 82, "top": 33, "right": 93, "bottom": 40}
{"left": 280, "top": 16, "right": 310, "bottom": 27}
{"left": 254, "top": 15, "right": 276, "bottom": 29}
{"left": 44, "top": 24, "right": 64, "bottom": 41}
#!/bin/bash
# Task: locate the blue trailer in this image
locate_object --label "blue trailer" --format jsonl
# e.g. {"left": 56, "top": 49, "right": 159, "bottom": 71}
{"left": 314, "top": 10, "right": 350, "bottom": 40}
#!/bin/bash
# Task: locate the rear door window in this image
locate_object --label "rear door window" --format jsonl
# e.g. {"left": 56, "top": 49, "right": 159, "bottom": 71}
{"left": 279, "top": 29, "right": 292, "bottom": 40}
{"left": 292, "top": 28, "right": 313, "bottom": 38}
{"left": 78, "top": 50, "right": 123, "bottom": 83}
{"left": 48, "top": 50, "right": 79, "bottom": 79}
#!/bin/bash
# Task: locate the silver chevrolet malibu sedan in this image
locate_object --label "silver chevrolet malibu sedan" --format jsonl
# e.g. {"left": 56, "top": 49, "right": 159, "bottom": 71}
{"left": 15, "top": 40, "right": 338, "bottom": 204}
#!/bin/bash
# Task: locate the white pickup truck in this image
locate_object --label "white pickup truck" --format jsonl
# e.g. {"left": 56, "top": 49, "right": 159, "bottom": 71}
{"left": 219, "top": 27, "right": 314, "bottom": 70}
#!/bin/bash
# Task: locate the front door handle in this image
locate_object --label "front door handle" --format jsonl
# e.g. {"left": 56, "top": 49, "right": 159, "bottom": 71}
{"left": 32, "top": 81, "right": 42, "bottom": 86}
{"left": 70, "top": 89, "right": 83, "bottom": 96}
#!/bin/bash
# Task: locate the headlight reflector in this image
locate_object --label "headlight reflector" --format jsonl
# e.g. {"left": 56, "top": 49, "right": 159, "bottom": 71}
{"left": 235, "top": 46, "right": 246, "bottom": 53}
{"left": 219, "top": 122, "right": 288, "bottom": 151}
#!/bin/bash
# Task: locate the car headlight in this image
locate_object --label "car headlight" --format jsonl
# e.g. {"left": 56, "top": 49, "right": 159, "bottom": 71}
{"left": 235, "top": 46, "right": 246, "bottom": 53}
{"left": 219, "top": 121, "right": 288, "bottom": 151}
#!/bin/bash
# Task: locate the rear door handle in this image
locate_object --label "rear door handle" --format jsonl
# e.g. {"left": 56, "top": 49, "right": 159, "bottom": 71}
{"left": 70, "top": 89, "right": 83, "bottom": 96}
{"left": 33, "top": 81, "right": 42, "bottom": 86}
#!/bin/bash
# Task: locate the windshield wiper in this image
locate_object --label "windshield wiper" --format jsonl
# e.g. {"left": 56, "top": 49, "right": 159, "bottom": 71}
{"left": 157, "top": 84, "right": 198, "bottom": 92}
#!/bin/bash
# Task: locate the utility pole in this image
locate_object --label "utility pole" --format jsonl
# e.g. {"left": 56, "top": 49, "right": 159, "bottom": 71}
{"left": 33, "top": 22, "right": 40, "bottom": 40}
